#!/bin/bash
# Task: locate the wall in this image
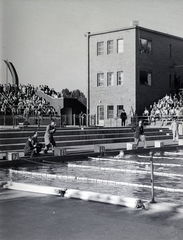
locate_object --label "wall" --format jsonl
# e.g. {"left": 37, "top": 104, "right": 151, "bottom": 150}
{"left": 89, "top": 28, "right": 136, "bottom": 126}
{"left": 136, "top": 28, "right": 183, "bottom": 114}
{"left": 36, "top": 90, "right": 63, "bottom": 113}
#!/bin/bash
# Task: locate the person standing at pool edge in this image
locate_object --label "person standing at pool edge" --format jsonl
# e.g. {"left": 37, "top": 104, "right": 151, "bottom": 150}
{"left": 170, "top": 117, "right": 179, "bottom": 142}
{"left": 44, "top": 119, "right": 56, "bottom": 153}
{"left": 133, "top": 120, "right": 147, "bottom": 149}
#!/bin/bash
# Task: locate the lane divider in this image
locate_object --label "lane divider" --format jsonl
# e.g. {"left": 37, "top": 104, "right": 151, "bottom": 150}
{"left": 164, "top": 151, "right": 183, "bottom": 156}
{"left": 89, "top": 156, "right": 183, "bottom": 167}
{"left": 138, "top": 155, "right": 183, "bottom": 160}
{"left": 68, "top": 164, "right": 183, "bottom": 178}
{"left": 9, "top": 169, "right": 183, "bottom": 193}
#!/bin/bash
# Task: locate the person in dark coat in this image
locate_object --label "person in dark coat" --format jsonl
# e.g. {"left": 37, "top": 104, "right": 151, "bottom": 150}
{"left": 31, "top": 131, "right": 42, "bottom": 154}
{"left": 120, "top": 109, "right": 127, "bottom": 126}
{"left": 24, "top": 136, "right": 35, "bottom": 158}
{"left": 44, "top": 120, "right": 56, "bottom": 153}
{"left": 132, "top": 120, "right": 147, "bottom": 149}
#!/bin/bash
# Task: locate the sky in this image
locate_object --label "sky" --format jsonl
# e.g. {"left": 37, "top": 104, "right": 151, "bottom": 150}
{"left": 0, "top": 0, "right": 183, "bottom": 94}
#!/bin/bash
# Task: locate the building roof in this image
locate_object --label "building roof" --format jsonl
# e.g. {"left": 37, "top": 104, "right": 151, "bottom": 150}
{"left": 88, "top": 25, "right": 183, "bottom": 41}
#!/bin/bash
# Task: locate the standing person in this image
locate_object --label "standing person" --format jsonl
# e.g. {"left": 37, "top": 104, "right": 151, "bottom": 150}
{"left": 44, "top": 119, "right": 56, "bottom": 153}
{"left": 170, "top": 117, "right": 179, "bottom": 142}
{"left": 79, "top": 112, "right": 84, "bottom": 129}
{"left": 132, "top": 120, "right": 147, "bottom": 149}
{"left": 32, "top": 131, "right": 42, "bottom": 154}
{"left": 120, "top": 109, "right": 127, "bottom": 126}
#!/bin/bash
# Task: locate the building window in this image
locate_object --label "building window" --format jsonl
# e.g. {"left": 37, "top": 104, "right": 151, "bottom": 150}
{"left": 107, "top": 40, "right": 113, "bottom": 54}
{"left": 169, "top": 44, "right": 172, "bottom": 58}
{"left": 140, "top": 38, "right": 152, "bottom": 53}
{"left": 97, "top": 105, "right": 104, "bottom": 120}
{"left": 117, "top": 39, "right": 123, "bottom": 53}
{"left": 97, "top": 73, "right": 104, "bottom": 87}
{"left": 107, "top": 72, "right": 114, "bottom": 86}
{"left": 117, "top": 105, "right": 124, "bottom": 117}
{"left": 107, "top": 105, "right": 114, "bottom": 119}
{"left": 140, "top": 71, "right": 152, "bottom": 85}
{"left": 117, "top": 71, "right": 124, "bottom": 85}
{"left": 169, "top": 74, "right": 171, "bottom": 88}
{"left": 97, "top": 41, "right": 104, "bottom": 55}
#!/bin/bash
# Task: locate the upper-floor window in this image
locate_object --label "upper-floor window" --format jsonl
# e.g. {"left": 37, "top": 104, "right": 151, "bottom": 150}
{"left": 107, "top": 72, "right": 114, "bottom": 86}
{"left": 97, "top": 41, "right": 104, "bottom": 55}
{"left": 140, "top": 38, "right": 152, "bottom": 53}
{"left": 140, "top": 70, "right": 152, "bottom": 85}
{"left": 107, "top": 105, "right": 114, "bottom": 119}
{"left": 117, "top": 39, "right": 123, "bottom": 53}
{"left": 169, "top": 44, "right": 172, "bottom": 58}
{"left": 117, "top": 71, "right": 124, "bottom": 85}
{"left": 107, "top": 40, "right": 113, "bottom": 54}
{"left": 97, "top": 73, "right": 104, "bottom": 86}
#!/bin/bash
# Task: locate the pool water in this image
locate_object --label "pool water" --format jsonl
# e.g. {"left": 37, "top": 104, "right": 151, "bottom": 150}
{"left": 1, "top": 151, "right": 183, "bottom": 204}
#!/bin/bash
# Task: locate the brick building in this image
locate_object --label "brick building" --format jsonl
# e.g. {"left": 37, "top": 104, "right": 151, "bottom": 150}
{"left": 87, "top": 24, "right": 183, "bottom": 126}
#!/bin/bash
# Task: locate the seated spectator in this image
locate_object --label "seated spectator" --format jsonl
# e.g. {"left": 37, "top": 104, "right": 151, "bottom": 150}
{"left": 143, "top": 93, "right": 183, "bottom": 126}
{"left": 0, "top": 83, "right": 57, "bottom": 125}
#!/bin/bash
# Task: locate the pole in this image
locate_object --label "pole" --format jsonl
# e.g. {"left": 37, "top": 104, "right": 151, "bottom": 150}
{"left": 149, "top": 151, "right": 156, "bottom": 203}
{"left": 6, "top": 58, "right": 8, "bottom": 84}
{"left": 85, "top": 32, "right": 90, "bottom": 127}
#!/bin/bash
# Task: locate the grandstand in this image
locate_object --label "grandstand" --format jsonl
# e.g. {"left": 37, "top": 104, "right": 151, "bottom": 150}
{"left": 142, "top": 93, "right": 183, "bottom": 126}
{"left": 0, "top": 83, "right": 86, "bottom": 127}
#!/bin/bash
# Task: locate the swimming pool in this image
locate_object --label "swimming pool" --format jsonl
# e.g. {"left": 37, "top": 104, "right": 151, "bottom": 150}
{"left": 1, "top": 151, "right": 183, "bottom": 204}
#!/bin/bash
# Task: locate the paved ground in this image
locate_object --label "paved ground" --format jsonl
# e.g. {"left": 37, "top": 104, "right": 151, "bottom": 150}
{"left": 1, "top": 190, "right": 183, "bottom": 240}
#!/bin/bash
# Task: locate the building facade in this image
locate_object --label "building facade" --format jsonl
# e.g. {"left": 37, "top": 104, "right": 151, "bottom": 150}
{"left": 88, "top": 25, "right": 183, "bottom": 126}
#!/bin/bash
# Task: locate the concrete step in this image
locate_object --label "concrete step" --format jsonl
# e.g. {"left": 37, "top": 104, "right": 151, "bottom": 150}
{"left": 0, "top": 130, "right": 169, "bottom": 145}
{"left": 0, "top": 126, "right": 170, "bottom": 138}
{"left": 0, "top": 134, "right": 172, "bottom": 152}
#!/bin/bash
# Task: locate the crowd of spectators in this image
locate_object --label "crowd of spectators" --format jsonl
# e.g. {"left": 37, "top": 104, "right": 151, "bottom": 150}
{"left": 39, "top": 85, "right": 62, "bottom": 98}
{"left": 0, "top": 83, "right": 57, "bottom": 123}
{"left": 142, "top": 93, "right": 183, "bottom": 125}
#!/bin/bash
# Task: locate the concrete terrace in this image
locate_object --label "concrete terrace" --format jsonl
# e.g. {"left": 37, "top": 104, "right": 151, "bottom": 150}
{"left": 0, "top": 123, "right": 182, "bottom": 166}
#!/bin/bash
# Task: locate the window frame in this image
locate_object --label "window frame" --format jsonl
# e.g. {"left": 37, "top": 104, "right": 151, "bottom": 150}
{"left": 107, "top": 72, "right": 114, "bottom": 86}
{"left": 117, "top": 105, "right": 124, "bottom": 117}
{"left": 117, "top": 71, "right": 124, "bottom": 85}
{"left": 139, "top": 70, "right": 152, "bottom": 86}
{"left": 97, "top": 73, "right": 104, "bottom": 87}
{"left": 107, "top": 40, "right": 113, "bottom": 54}
{"left": 117, "top": 39, "right": 124, "bottom": 53}
{"left": 140, "top": 38, "right": 152, "bottom": 54}
{"left": 97, "top": 41, "right": 104, "bottom": 56}
{"left": 107, "top": 105, "right": 114, "bottom": 119}
{"left": 97, "top": 105, "right": 104, "bottom": 120}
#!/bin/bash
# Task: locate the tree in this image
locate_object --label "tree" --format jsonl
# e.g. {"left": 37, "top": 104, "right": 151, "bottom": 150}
{"left": 61, "top": 88, "right": 71, "bottom": 98}
{"left": 61, "top": 88, "right": 86, "bottom": 106}
{"left": 71, "top": 89, "right": 81, "bottom": 99}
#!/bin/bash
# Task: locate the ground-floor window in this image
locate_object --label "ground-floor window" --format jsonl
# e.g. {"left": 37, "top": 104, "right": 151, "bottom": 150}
{"left": 117, "top": 105, "right": 124, "bottom": 117}
{"left": 97, "top": 105, "right": 104, "bottom": 120}
{"left": 107, "top": 105, "right": 114, "bottom": 119}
